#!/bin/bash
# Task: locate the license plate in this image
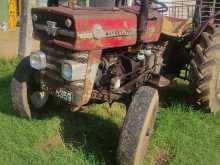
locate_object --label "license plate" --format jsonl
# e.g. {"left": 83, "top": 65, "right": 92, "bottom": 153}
{"left": 55, "top": 88, "right": 72, "bottom": 103}
{"left": 40, "top": 80, "right": 72, "bottom": 103}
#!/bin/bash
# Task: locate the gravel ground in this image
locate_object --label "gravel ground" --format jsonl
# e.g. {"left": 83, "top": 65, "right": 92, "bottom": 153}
{"left": 0, "top": 27, "right": 39, "bottom": 60}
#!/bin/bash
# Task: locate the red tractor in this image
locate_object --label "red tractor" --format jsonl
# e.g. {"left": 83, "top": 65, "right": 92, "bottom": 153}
{"left": 10, "top": 0, "right": 220, "bottom": 164}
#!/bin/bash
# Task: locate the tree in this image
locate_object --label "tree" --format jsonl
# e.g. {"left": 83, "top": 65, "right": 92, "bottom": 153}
{"left": 18, "top": 0, "right": 32, "bottom": 57}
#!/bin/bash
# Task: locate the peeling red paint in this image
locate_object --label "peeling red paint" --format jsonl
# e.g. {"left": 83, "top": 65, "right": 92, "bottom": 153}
{"left": 33, "top": 7, "right": 163, "bottom": 51}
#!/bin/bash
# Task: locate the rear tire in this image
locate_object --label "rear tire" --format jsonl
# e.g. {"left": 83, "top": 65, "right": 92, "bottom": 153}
{"left": 190, "top": 24, "right": 220, "bottom": 112}
{"left": 117, "top": 86, "right": 159, "bottom": 165}
{"left": 11, "top": 57, "right": 49, "bottom": 119}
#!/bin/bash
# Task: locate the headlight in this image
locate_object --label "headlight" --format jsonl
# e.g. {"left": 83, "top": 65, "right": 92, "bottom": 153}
{"left": 30, "top": 51, "right": 46, "bottom": 70}
{"left": 61, "top": 60, "right": 87, "bottom": 81}
{"left": 62, "top": 63, "right": 72, "bottom": 81}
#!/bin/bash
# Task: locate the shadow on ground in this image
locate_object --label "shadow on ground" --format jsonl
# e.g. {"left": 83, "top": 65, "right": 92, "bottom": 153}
{"left": 60, "top": 110, "right": 120, "bottom": 165}
{"left": 31, "top": 103, "right": 121, "bottom": 165}
{"left": 159, "top": 80, "right": 201, "bottom": 111}
{"left": 53, "top": 81, "right": 198, "bottom": 165}
{"left": 0, "top": 73, "right": 200, "bottom": 165}
{"left": 0, "top": 74, "right": 15, "bottom": 116}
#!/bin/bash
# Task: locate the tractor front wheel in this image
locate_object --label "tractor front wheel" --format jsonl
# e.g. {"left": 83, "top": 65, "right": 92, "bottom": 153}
{"left": 11, "top": 56, "right": 49, "bottom": 119}
{"left": 117, "top": 86, "right": 159, "bottom": 165}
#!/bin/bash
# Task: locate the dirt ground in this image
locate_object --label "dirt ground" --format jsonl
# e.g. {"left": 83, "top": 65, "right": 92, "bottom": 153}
{"left": 0, "top": 28, "right": 39, "bottom": 60}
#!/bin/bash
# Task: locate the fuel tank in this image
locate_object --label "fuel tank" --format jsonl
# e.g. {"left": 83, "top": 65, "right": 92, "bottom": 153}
{"left": 32, "top": 6, "right": 163, "bottom": 51}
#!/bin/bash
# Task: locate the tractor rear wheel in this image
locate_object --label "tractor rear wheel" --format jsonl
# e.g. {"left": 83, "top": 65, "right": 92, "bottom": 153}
{"left": 11, "top": 56, "right": 49, "bottom": 119}
{"left": 190, "top": 24, "right": 220, "bottom": 112}
{"left": 117, "top": 86, "right": 159, "bottom": 165}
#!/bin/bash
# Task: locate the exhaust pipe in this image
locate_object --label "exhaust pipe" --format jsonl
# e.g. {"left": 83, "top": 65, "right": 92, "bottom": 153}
{"left": 138, "top": 0, "right": 148, "bottom": 43}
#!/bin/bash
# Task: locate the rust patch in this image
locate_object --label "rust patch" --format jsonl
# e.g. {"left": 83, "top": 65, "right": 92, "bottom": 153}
{"left": 80, "top": 50, "right": 102, "bottom": 105}
{"left": 88, "top": 50, "right": 102, "bottom": 64}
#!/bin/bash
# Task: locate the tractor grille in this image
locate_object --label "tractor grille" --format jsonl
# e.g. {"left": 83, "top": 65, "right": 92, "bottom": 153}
{"left": 40, "top": 44, "right": 71, "bottom": 84}
{"left": 33, "top": 11, "right": 72, "bottom": 29}
{"left": 40, "top": 44, "right": 88, "bottom": 85}
{"left": 32, "top": 11, "right": 75, "bottom": 46}
{"left": 39, "top": 44, "right": 87, "bottom": 104}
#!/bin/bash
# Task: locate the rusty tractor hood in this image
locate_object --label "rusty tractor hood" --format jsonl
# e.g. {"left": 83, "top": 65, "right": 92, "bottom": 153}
{"left": 32, "top": 6, "right": 163, "bottom": 51}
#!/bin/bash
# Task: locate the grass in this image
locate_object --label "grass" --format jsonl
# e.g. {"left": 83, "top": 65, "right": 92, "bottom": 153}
{"left": 0, "top": 59, "right": 220, "bottom": 165}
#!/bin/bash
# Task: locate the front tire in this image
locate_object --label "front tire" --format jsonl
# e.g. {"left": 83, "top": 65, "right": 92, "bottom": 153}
{"left": 117, "top": 86, "right": 159, "bottom": 165}
{"left": 11, "top": 57, "right": 49, "bottom": 118}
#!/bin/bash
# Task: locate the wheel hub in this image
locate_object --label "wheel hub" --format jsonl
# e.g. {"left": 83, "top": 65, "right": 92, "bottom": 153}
{"left": 30, "top": 91, "right": 49, "bottom": 109}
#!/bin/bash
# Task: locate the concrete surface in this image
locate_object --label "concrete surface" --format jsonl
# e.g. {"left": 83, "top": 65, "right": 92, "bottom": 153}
{"left": 0, "top": 28, "right": 40, "bottom": 60}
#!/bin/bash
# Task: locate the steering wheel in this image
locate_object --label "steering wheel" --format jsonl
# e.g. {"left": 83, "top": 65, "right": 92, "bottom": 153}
{"left": 135, "top": 0, "right": 168, "bottom": 13}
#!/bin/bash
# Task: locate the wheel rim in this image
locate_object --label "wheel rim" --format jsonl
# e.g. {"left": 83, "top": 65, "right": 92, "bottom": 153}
{"left": 134, "top": 94, "right": 158, "bottom": 165}
{"left": 30, "top": 91, "right": 48, "bottom": 109}
{"left": 27, "top": 73, "right": 48, "bottom": 110}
